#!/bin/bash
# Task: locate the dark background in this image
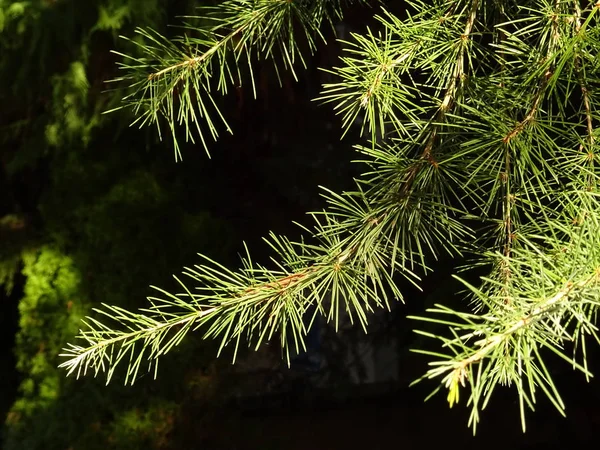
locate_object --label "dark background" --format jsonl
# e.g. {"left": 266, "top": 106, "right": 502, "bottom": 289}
{"left": 1, "top": 1, "right": 599, "bottom": 449}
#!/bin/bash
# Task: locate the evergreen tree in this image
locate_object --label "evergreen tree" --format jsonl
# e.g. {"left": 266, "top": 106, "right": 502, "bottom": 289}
{"left": 60, "top": 0, "right": 600, "bottom": 432}
{"left": 1, "top": 1, "right": 246, "bottom": 448}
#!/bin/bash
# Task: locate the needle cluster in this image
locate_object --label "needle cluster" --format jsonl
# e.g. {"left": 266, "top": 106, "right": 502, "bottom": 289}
{"left": 61, "top": 0, "right": 600, "bottom": 431}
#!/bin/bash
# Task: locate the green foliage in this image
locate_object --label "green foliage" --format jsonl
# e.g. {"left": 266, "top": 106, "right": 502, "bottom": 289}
{"left": 0, "top": 214, "right": 36, "bottom": 295}
{"left": 1, "top": 1, "right": 247, "bottom": 448}
{"left": 0, "top": 257, "right": 19, "bottom": 295}
{"left": 4, "top": 133, "right": 235, "bottom": 449}
{"left": 60, "top": 0, "right": 600, "bottom": 433}
{"left": 110, "top": 0, "right": 372, "bottom": 160}
{"left": 6, "top": 247, "right": 88, "bottom": 443}
{"left": 45, "top": 61, "right": 92, "bottom": 147}
{"left": 4, "top": 240, "right": 227, "bottom": 450}
{"left": 0, "top": 0, "right": 167, "bottom": 174}
{"left": 108, "top": 401, "right": 178, "bottom": 449}
{"left": 92, "top": 0, "right": 164, "bottom": 33}
{"left": 0, "top": 222, "right": 21, "bottom": 295}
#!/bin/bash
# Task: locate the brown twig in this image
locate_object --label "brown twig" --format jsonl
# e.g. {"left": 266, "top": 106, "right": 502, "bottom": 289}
{"left": 573, "top": 0, "right": 597, "bottom": 189}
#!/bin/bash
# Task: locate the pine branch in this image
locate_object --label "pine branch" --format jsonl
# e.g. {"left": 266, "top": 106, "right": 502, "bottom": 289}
{"left": 59, "top": 204, "right": 419, "bottom": 382}
{"left": 572, "top": 0, "right": 598, "bottom": 190}
{"left": 412, "top": 258, "right": 600, "bottom": 431}
{"left": 59, "top": 305, "right": 216, "bottom": 385}
{"left": 442, "top": 270, "right": 598, "bottom": 380}
{"left": 59, "top": 134, "right": 475, "bottom": 383}
{"left": 60, "top": 0, "right": 600, "bottom": 433}
{"left": 107, "top": 0, "right": 370, "bottom": 160}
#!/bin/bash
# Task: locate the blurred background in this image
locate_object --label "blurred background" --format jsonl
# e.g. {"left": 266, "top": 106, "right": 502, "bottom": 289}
{"left": 1, "top": 1, "right": 599, "bottom": 449}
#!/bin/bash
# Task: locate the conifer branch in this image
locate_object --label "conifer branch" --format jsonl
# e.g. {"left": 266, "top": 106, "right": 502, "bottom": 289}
{"left": 108, "top": 0, "right": 366, "bottom": 160}
{"left": 572, "top": 0, "right": 598, "bottom": 194}
{"left": 412, "top": 253, "right": 600, "bottom": 431}
{"left": 60, "top": 0, "right": 600, "bottom": 433}
{"left": 573, "top": 1, "right": 597, "bottom": 144}
{"left": 447, "top": 269, "right": 598, "bottom": 376}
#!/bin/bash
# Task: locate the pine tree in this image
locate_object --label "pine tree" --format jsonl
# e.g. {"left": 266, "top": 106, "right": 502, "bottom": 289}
{"left": 60, "top": 0, "right": 600, "bottom": 432}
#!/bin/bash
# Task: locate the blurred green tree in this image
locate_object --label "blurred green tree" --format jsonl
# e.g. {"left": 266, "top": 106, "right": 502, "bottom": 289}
{"left": 0, "top": 1, "right": 246, "bottom": 448}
